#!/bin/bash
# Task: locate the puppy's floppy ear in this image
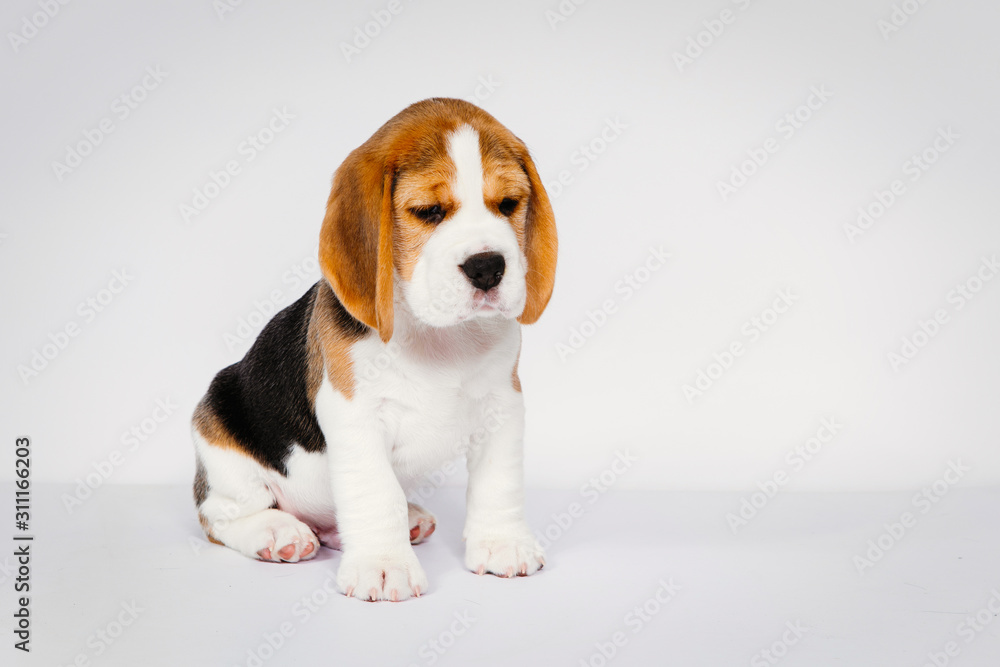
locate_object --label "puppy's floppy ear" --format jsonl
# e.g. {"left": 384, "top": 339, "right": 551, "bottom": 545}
{"left": 319, "top": 150, "right": 395, "bottom": 343}
{"left": 517, "top": 151, "right": 558, "bottom": 324}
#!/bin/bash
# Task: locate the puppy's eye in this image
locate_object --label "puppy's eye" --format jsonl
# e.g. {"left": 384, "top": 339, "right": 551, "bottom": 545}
{"left": 498, "top": 198, "right": 519, "bottom": 216}
{"left": 410, "top": 205, "right": 445, "bottom": 224}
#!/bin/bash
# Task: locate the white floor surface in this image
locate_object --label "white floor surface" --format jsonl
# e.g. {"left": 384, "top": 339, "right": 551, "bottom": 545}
{"left": 3, "top": 483, "right": 999, "bottom": 666}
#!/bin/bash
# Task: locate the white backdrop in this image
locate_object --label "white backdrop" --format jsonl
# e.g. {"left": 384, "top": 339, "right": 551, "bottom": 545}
{"left": 2, "top": 0, "right": 999, "bottom": 493}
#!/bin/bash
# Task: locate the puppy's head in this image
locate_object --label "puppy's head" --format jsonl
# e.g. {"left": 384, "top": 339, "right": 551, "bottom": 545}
{"left": 319, "top": 98, "right": 557, "bottom": 342}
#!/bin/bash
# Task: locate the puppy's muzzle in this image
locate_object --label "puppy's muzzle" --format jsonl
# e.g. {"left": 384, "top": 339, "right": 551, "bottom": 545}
{"left": 460, "top": 252, "right": 505, "bottom": 292}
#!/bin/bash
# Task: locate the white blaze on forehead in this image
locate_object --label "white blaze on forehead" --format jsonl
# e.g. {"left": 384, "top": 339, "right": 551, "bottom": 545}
{"left": 447, "top": 125, "right": 487, "bottom": 215}
{"left": 401, "top": 122, "right": 527, "bottom": 327}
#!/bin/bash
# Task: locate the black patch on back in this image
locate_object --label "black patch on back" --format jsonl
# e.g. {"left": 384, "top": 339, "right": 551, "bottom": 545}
{"left": 322, "top": 282, "right": 370, "bottom": 339}
{"left": 199, "top": 281, "right": 369, "bottom": 475}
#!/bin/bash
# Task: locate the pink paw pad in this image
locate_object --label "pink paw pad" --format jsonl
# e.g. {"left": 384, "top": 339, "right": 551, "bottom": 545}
{"left": 409, "top": 519, "right": 436, "bottom": 544}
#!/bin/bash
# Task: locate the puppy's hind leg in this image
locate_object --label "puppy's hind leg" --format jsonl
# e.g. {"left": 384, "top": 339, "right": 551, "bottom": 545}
{"left": 407, "top": 502, "right": 436, "bottom": 545}
{"left": 193, "top": 431, "right": 319, "bottom": 563}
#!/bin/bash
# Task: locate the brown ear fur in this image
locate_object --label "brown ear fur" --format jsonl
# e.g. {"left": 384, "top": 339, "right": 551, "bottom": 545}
{"left": 518, "top": 152, "right": 558, "bottom": 324}
{"left": 319, "top": 150, "right": 395, "bottom": 343}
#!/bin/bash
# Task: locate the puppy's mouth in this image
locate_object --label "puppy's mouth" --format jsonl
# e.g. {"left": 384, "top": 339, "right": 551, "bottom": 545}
{"left": 471, "top": 289, "right": 503, "bottom": 313}
{"left": 449, "top": 290, "right": 514, "bottom": 323}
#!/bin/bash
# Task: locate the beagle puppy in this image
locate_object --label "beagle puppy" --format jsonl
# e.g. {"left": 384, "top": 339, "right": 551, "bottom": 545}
{"left": 191, "top": 98, "right": 557, "bottom": 602}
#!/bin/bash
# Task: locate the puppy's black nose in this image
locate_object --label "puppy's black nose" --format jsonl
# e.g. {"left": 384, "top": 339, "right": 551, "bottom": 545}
{"left": 460, "top": 252, "right": 505, "bottom": 292}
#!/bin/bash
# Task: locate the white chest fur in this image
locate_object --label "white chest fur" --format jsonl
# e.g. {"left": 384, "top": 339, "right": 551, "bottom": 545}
{"left": 346, "top": 317, "right": 523, "bottom": 484}
{"left": 267, "top": 312, "right": 523, "bottom": 533}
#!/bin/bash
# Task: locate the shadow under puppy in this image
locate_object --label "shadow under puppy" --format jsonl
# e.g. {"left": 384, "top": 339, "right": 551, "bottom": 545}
{"left": 191, "top": 98, "right": 557, "bottom": 602}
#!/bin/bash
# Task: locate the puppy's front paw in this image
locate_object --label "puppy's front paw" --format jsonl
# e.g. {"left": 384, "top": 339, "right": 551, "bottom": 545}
{"left": 465, "top": 526, "right": 545, "bottom": 578}
{"left": 336, "top": 549, "right": 428, "bottom": 602}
